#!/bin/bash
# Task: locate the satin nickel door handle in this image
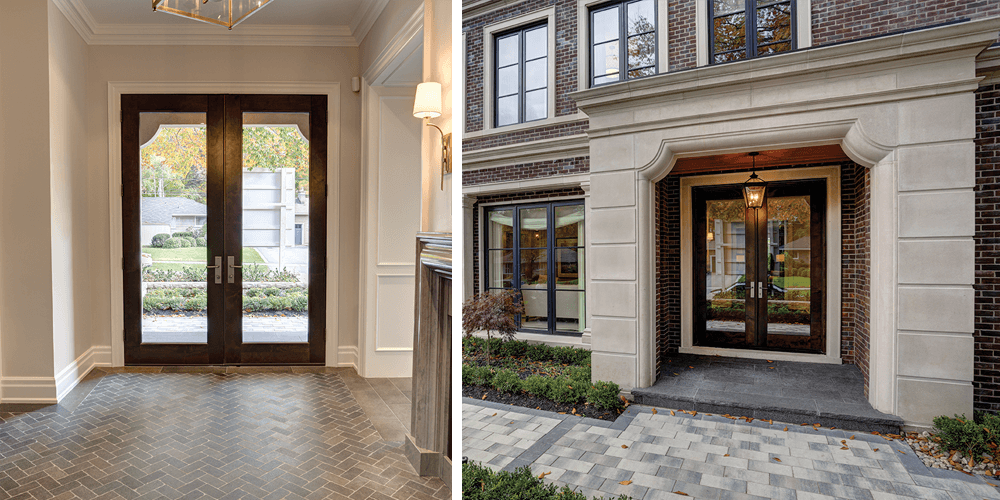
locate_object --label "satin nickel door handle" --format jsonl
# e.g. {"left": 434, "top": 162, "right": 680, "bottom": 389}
{"left": 228, "top": 255, "right": 242, "bottom": 284}
{"left": 206, "top": 256, "right": 222, "bottom": 284}
{"left": 749, "top": 281, "right": 755, "bottom": 299}
{"left": 758, "top": 281, "right": 764, "bottom": 299}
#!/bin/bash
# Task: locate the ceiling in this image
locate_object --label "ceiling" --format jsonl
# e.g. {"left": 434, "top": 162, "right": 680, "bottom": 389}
{"left": 52, "top": 0, "right": 391, "bottom": 46}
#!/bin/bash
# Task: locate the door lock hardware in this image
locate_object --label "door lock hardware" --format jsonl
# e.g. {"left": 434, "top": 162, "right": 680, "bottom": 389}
{"left": 207, "top": 256, "right": 222, "bottom": 284}
{"left": 758, "top": 281, "right": 764, "bottom": 298}
{"left": 749, "top": 281, "right": 755, "bottom": 299}
{"left": 228, "top": 255, "right": 242, "bottom": 284}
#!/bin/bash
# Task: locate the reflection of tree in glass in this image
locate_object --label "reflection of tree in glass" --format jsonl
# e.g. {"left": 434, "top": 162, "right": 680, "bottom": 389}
{"left": 714, "top": 12, "right": 746, "bottom": 56}
{"left": 627, "top": 17, "right": 655, "bottom": 69}
{"left": 756, "top": 3, "right": 791, "bottom": 47}
{"left": 521, "top": 248, "right": 546, "bottom": 285}
{"left": 769, "top": 197, "right": 810, "bottom": 241}
{"left": 706, "top": 199, "right": 746, "bottom": 222}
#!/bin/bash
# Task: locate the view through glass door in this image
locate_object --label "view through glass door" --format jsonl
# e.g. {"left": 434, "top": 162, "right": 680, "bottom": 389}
{"left": 122, "top": 94, "right": 327, "bottom": 365}
{"left": 692, "top": 179, "right": 826, "bottom": 353}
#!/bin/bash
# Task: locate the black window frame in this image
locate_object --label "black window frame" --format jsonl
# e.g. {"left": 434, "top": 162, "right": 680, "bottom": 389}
{"left": 709, "top": 0, "right": 796, "bottom": 64}
{"left": 483, "top": 200, "right": 586, "bottom": 336}
{"left": 589, "top": 0, "right": 658, "bottom": 88}
{"left": 493, "top": 21, "right": 549, "bottom": 128}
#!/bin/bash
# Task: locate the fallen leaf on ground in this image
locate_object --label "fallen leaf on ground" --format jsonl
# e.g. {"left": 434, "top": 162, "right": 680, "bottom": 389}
{"left": 619, "top": 480, "right": 632, "bottom": 486}
{"left": 673, "top": 492, "right": 688, "bottom": 497}
{"left": 652, "top": 409, "right": 658, "bottom": 415}
{"left": 622, "top": 445, "right": 629, "bottom": 449}
{"left": 850, "top": 435, "right": 855, "bottom": 440}
{"left": 769, "top": 367, "right": 775, "bottom": 370}
{"left": 783, "top": 427, "right": 788, "bottom": 431}
{"left": 773, "top": 457, "right": 782, "bottom": 462}
{"left": 670, "top": 410, "right": 676, "bottom": 416}
{"left": 898, "top": 450, "right": 905, "bottom": 455}
{"left": 841, "top": 446, "right": 850, "bottom": 450}
{"left": 538, "top": 472, "right": 551, "bottom": 479}
{"left": 482, "top": 394, "right": 487, "bottom": 400}
{"left": 767, "top": 360, "right": 773, "bottom": 363}
{"left": 492, "top": 413, "right": 497, "bottom": 416}
{"left": 724, "top": 454, "right": 729, "bottom": 457}
{"left": 841, "top": 440, "right": 847, "bottom": 445}
{"left": 874, "top": 448, "right": 879, "bottom": 452}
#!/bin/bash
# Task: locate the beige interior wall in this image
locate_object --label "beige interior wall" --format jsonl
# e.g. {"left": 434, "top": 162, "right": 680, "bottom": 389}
{"left": 0, "top": 3, "right": 57, "bottom": 385}
{"left": 421, "top": 0, "right": 452, "bottom": 233}
{"left": 359, "top": 0, "right": 423, "bottom": 75}
{"left": 48, "top": 0, "right": 92, "bottom": 379}
{"left": 84, "top": 44, "right": 363, "bottom": 352}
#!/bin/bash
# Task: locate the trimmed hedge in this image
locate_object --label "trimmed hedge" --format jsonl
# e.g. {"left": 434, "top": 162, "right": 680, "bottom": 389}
{"left": 933, "top": 412, "right": 1000, "bottom": 458}
{"left": 463, "top": 462, "right": 630, "bottom": 500}
{"left": 462, "top": 337, "right": 591, "bottom": 367}
{"left": 151, "top": 233, "right": 171, "bottom": 248}
{"left": 162, "top": 238, "right": 183, "bottom": 249}
{"left": 195, "top": 237, "right": 207, "bottom": 247}
{"left": 172, "top": 231, "right": 195, "bottom": 239}
{"left": 143, "top": 287, "right": 308, "bottom": 312}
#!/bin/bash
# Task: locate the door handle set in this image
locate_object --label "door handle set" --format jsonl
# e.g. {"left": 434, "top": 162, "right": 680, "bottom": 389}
{"left": 206, "top": 256, "right": 241, "bottom": 284}
{"left": 747, "top": 281, "right": 764, "bottom": 299}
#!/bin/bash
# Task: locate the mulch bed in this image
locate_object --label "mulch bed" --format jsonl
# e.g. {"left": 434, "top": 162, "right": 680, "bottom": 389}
{"left": 463, "top": 384, "right": 625, "bottom": 421}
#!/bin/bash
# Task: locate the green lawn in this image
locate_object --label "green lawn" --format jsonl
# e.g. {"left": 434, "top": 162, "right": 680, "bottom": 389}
{"left": 142, "top": 246, "right": 264, "bottom": 263}
{"left": 773, "top": 276, "right": 811, "bottom": 288}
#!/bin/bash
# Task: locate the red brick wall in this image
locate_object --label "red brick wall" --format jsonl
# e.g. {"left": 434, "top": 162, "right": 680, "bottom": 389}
{"left": 464, "top": 157, "right": 589, "bottom": 186}
{"left": 464, "top": 0, "right": 581, "bottom": 134}
{"left": 975, "top": 82, "right": 1000, "bottom": 412}
{"left": 464, "top": 120, "right": 590, "bottom": 152}
{"left": 470, "top": 188, "right": 587, "bottom": 295}
{"left": 667, "top": 0, "right": 697, "bottom": 71}
{"left": 654, "top": 176, "right": 681, "bottom": 372}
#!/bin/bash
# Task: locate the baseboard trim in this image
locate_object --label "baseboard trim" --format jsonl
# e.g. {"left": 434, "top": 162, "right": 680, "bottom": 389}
{"left": 1, "top": 377, "right": 58, "bottom": 404}
{"left": 338, "top": 345, "right": 359, "bottom": 370}
{"left": 55, "top": 345, "right": 112, "bottom": 401}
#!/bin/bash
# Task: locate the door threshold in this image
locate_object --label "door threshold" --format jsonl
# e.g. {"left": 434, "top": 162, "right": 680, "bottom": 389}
{"left": 679, "top": 346, "right": 841, "bottom": 364}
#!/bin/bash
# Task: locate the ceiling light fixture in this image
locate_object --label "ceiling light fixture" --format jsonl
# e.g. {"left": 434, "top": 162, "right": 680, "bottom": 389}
{"left": 743, "top": 152, "right": 766, "bottom": 209}
{"left": 152, "top": 0, "right": 273, "bottom": 30}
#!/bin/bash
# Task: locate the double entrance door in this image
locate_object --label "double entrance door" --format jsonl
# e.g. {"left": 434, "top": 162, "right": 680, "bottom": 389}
{"left": 122, "top": 94, "right": 327, "bottom": 365}
{"left": 692, "top": 178, "right": 826, "bottom": 353}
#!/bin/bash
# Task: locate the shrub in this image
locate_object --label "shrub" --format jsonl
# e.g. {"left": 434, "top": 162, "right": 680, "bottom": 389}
{"left": 526, "top": 344, "right": 550, "bottom": 362}
{"left": 934, "top": 414, "right": 989, "bottom": 458}
{"left": 177, "top": 238, "right": 192, "bottom": 248}
{"left": 565, "top": 365, "right": 591, "bottom": 383}
{"left": 587, "top": 381, "right": 624, "bottom": 411}
{"left": 184, "top": 237, "right": 197, "bottom": 246}
{"left": 462, "top": 290, "right": 526, "bottom": 367}
{"left": 242, "top": 264, "right": 300, "bottom": 283}
{"left": 499, "top": 340, "right": 528, "bottom": 358}
{"left": 548, "top": 376, "right": 585, "bottom": 404}
{"left": 522, "top": 375, "right": 551, "bottom": 398}
{"left": 151, "top": 233, "right": 171, "bottom": 248}
{"left": 463, "top": 462, "right": 629, "bottom": 500}
{"left": 491, "top": 369, "right": 521, "bottom": 393}
{"left": 462, "top": 365, "right": 493, "bottom": 386}
{"left": 199, "top": 223, "right": 207, "bottom": 237}
{"left": 552, "top": 346, "right": 590, "bottom": 366}
{"left": 162, "top": 238, "right": 183, "bottom": 249}
{"left": 172, "top": 231, "right": 195, "bottom": 239}
{"left": 463, "top": 336, "right": 482, "bottom": 357}
{"left": 195, "top": 237, "right": 207, "bottom": 247}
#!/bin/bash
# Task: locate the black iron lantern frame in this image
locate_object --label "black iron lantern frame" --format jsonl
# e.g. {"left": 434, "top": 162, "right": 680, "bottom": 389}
{"left": 743, "top": 152, "right": 766, "bottom": 209}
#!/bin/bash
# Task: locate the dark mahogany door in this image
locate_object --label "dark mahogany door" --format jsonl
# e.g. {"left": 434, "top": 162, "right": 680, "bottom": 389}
{"left": 122, "top": 94, "right": 327, "bottom": 365}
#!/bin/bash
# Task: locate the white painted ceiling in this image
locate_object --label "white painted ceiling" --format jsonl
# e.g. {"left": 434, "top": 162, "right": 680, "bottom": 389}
{"left": 82, "top": 0, "right": 359, "bottom": 27}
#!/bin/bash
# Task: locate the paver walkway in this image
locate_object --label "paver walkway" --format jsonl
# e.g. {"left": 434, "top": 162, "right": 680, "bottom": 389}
{"left": 463, "top": 398, "right": 1000, "bottom": 500}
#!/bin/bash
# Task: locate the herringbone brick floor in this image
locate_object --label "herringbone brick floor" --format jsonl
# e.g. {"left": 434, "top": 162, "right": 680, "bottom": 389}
{"left": 0, "top": 368, "right": 449, "bottom": 500}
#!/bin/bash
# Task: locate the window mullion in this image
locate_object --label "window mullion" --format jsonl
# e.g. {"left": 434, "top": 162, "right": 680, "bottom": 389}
{"left": 747, "top": 0, "right": 756, "bottom": 58}
{"left": 547, "top": 204, "right": 556, "bottom": 333}
{"left": 620, "top": 2, "right": 627, "bottom": 83}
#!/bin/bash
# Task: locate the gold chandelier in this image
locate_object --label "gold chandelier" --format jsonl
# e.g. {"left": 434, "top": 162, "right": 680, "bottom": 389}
{"left": 153, "top": 0, "right": 274, "bottom": 30}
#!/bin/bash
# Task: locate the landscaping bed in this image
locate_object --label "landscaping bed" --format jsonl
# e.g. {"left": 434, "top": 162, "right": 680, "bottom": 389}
{"left": 462, "top": 461, "right": 630, "bottom": 500}
{"left": 903, "top": 413, "right": 1000, "bottom": 477}
{"left": 143, "top": 286, "right": 308, "bottom": 313}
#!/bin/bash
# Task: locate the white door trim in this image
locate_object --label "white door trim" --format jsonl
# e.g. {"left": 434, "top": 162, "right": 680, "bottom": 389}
{"left": 107, "top": 81, "right": 342, "bottom": 367}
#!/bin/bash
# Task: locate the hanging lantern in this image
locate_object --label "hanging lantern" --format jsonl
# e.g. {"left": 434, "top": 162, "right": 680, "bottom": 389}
{"left": 743, "top": 152, "right": 766, "bottom": 209}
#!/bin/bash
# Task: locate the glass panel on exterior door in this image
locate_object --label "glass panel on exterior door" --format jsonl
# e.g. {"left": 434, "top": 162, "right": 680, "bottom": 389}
{"left": 765, "top": 195, "right": 811, "bottom": 336}
{"left": 554, "top": 205, "right": 585, "bottom": 333}
{"left": 520, "top": 207, "right": 549, "bottom": 329}
{"left": 704, "top": 198, "right": 747, "bottom": 336}
{"left": 241, "top": 113, "right": 310, "bottom": 343}
{"left": 138, "top": 112, "right": 209, "bottom": 344}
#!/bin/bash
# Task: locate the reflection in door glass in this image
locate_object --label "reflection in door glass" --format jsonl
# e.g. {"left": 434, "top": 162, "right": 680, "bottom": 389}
{"left": 765, "top": 196, "right": 811, "bottom": 335}
{"left": 704, "top": 198, "right": 747, "bottom": 334}
{"left": 242, "top": 113, "right": 310, "bottom": 343}
{"left": 138, "top": 113, "right": 209, "bottom": 344}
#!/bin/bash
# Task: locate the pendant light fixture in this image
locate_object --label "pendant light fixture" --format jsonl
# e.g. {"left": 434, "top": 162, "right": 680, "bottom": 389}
{"left": 743, "top": 152, "right": 766, "bottom": 209}
{"left": 152, "top": 0, "right": 273, "bottom": 30}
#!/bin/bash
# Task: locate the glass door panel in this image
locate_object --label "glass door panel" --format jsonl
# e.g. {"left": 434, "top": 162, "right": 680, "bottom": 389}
{"left": 520, "top": 207, "right": 549, "bottom": 330}
{"left": 554, "top": 204, "right": 585, "bottom": 333}
{"left": 701, "top": 196, "right": 749, "bottom": 344}
{"left": 764, "top": 195, "right": 811, "bottom": 338}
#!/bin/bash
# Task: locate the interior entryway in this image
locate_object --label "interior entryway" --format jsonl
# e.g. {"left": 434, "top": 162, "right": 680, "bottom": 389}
{"left": 692, "top": 179, "right": 827, "bottom": 353}
{"left": 122, "top": 94, "right": 327, "bottom": 365}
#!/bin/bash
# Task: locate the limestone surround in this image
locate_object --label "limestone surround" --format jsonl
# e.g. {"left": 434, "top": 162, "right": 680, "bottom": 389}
{"left": 570, "top": 17, "right": 1000, "bottom": 428}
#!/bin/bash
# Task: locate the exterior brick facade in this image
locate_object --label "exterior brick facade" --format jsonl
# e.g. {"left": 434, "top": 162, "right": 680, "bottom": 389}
{"left": 463, "top": 157, "right": 589, "bottom": 186}
{"left": 464, "top": 120, "right": 590, "bottom": 153}
{"left": 976, "top": 82, "right": 1000, "bottom": 412}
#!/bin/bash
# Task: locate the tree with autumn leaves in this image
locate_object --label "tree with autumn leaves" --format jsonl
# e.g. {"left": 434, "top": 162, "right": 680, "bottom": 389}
{"left": 140, "top": 125, "right": 310, "bottom": 204}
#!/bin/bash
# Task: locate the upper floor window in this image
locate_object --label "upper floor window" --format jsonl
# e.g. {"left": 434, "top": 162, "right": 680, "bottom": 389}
{"left": 495, "top": 23, "right": 548, "bottom": 127}
{"left": 590, "top": 0, "right": 656, "bottom": 87}
{"left": 711, "top": 0, "right": 794, "bottom": 63}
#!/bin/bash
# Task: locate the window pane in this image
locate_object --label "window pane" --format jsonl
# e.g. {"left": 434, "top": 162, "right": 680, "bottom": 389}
{"left": 593, "top": 40, "right": 620, "bottom": 82}
{"left": 521, "top": 288, "right": 548, "bottom": 330}
{"left": 555, "top": 248, "right": 582, "bottom": 287}
{"left": 714, "top": 50, "right": 747, "bottom": 63}
{"left": 714, "top": 12, "right": 746, "bottom": 55}
{"left": 525, "top": 58, "right": 547, "bottom": 91}
{"left": 714, "top": 0, "right": 744, "bottom": 16}
{"left": 525, "top": 89, "right": 547, "bottom": 122}
{"left": 758, "top": 41, "right": 792, "bottom": 56}
{"left": 757, "top": 3, "right": 792, "bottom": 46}
{"left": 497, "top": 65, "right": 519, "bottom": 97}
{"left": 497, "top": 34, "right": 519, "bottom": 67}
{"left": 593, "top": 7, "right": 620, "bottom": 44}
{"left": 629, "top": 67, "right": 656, "bottom": 79}
{"left": 627, "top": 0, "right": 655, "bottom": 36}
{"left": 525, "top": 25, "right": 547, "bottom": 60}
{"left": 628, "top": 33, "right": 655, "bottom": 70}
{"left": 555, "top": 291, "right": 585, "bottom": 332}
{"left": 488, "top": 209, "right": 514, "bottom": 249}
{"left": 520, "top": 249, "right": 548, "bottom": 285}
{"left": 497, "top": 95, "right": 518, "bottom": 126}
{"left": 595, "top": 73, "right": 620, "bottom": 85}
{"left": 554, "top": 205, "right": 585, "bottom": 246}
{"left": 520, "top": 207, "right": 547, "bottom": 247}
{"left": 488, "top": 249, "right": 514, "bottom": 288}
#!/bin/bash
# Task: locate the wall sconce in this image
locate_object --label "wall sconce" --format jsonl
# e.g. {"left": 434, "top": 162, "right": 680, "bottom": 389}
{"left": 776, "top": 254, "right": 785, "bottom": 262}
{"left": 412, "top": 82, "right": 452, "bottom": 190}
{"left": 743, "top": 152, "right": 766, "bottom": 209}
{"left": 707, "top": 231, "right": 715, "bottom": 242}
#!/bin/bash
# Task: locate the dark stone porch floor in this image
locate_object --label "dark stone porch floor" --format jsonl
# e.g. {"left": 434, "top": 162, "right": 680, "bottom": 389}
{"left": 631, "top": 353, "right": 903, "bottom": 434}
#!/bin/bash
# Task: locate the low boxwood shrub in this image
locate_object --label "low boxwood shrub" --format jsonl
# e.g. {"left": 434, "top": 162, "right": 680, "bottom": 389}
{"left": 551, "top": 346, "right": 591, "bottom": 366}
{"left": 463, "top": 336, "right": 482, "bottom": 357}
{"left": 195, "top": 237, "right": 207, "bottom": 247}
{"left": 548, "top": 376, "right": 585, "bottom": 404}
{"left": 933, "top": 412, "right": 1000, "bottom": 458}
{"left": 151, "top": 233, "right": 171, "bottom": 248}
{"left": 462, "top": 462, "right": 631, "bottom": 500}
{"left": 499, "top": 340, "right": 528, "bottom": 358}
{"left": 172, "top": 231, "right": 195, "bottom": 239}
{"left": 565, "top": 365, "right": 591, "bottom": 383}
{"left": 179, "top": 238, "right": 193, "bottom": 248}
{"left": 491, "top": 369, "right": 521, "bottom": 393}
{"left": 522, "top": 375, "right": 551, "bottom": 398}
{"left": 463, "top": 365, "right": 493, "bottom": 386}
{"left": 526, "top": 344, "right": 550, "bottom": 362}
{"left": 162, "top": 237, "right": 183, "bottom": 249}
{"left": 587, "top": 381, "right": 624, "bottom": 411}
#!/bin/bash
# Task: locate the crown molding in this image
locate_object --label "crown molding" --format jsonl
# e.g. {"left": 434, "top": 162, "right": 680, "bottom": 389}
{"left": 52, "top": 0, "right": 362, "bottom": 47}
{"left": 350, "top": 0, "right": 392, "bottom": 46}
{"left": 362, "top": 4, "right": 425, "bottom": 83}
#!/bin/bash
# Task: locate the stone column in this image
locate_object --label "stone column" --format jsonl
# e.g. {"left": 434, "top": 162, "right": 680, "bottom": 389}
{"left": 580, "top": 181, "right": 592, "bottom": 345}
{"left": 462, "top": 195, "right": 476, "bottom": 299}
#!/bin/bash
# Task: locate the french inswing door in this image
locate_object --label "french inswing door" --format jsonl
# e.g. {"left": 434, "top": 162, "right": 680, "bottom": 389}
{"left": 692, "top": 178, "right": 826, "bottom": 353}
{"left": 122, "top": 94, "right": 327, "bottom": 365}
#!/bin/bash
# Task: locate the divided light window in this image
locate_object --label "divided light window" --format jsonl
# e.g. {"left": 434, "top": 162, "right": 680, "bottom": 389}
{"left": 711, "top": 0, "right": 794, "bottom": 63}
{"left": 485, "top": 201, "right": 586, "bottom": 335}
{"left": 495, "top": 23, "right": 548, "bottom": 127}
{"left": 590, "top": 0, "right": 656, "bottom": 87}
